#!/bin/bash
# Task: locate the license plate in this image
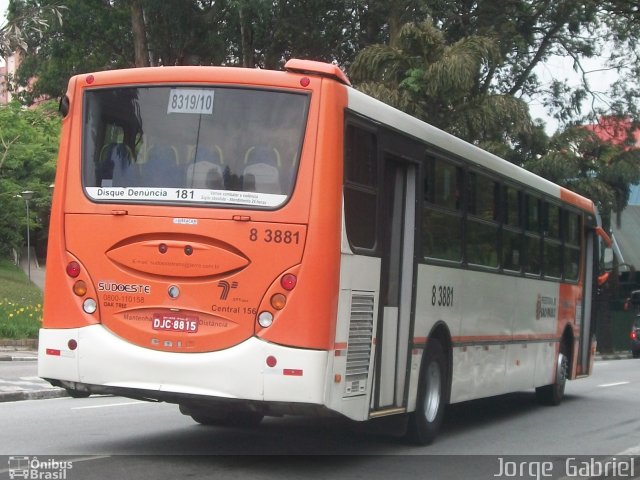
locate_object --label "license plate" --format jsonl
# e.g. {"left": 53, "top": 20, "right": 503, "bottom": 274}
{"left": 152, "top": 314, "right": 199, "bottom": 333}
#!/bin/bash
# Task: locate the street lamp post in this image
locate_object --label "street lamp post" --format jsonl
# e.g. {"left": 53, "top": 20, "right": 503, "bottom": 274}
{"left": 20, "top": 190, "right": 35, "bottom": 282}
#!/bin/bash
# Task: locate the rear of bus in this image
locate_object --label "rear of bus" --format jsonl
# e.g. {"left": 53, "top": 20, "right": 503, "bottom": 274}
{"left": 38, "top": 61, "right": 348, "bottom": 421}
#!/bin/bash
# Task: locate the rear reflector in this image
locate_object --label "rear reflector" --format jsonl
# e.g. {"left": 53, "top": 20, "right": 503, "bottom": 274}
{"left": 283, "top": 369, "right": 303, "bottom": 376}
{"left": 46, "top": 348, "right": 61, "bottom": 356}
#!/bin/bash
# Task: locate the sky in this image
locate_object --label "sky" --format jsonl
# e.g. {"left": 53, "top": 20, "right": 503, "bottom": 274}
{"left": 0, "top": 0, "right": 618, "bottom": 133}
{"left": 527, "top": 53, "right": 618, "bottom": 133}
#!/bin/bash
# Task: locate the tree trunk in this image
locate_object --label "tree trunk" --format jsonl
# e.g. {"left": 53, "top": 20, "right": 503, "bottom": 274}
{"left": 131, "top": 0, "right": 150, "bottom": 68}
{"left": 238, "top": 6, "right": 254, "bottom": 68}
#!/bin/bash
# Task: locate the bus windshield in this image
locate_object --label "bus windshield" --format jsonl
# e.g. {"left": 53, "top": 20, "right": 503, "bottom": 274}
{"left": 82, "top": 86, "right": 309, "bottom": 208}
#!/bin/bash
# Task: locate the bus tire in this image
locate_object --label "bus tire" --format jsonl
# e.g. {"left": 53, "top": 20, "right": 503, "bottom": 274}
{"left": 65, "top": 388, "right": 91, "bottom": 398}
{"left": 406, "top": 339, "right": 447, "bottom": 445}
{"left": 191, "top": 412, "right": 264, "bottom": 427}
{"left": 535, "top": 350, "right": 568, "bottom": 406}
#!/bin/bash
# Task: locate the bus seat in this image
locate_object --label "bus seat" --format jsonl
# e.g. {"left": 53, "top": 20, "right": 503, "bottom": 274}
{"left": 106, "top": 143, "right": 139, "bottom": 187}
{"left": 143, "top": 144, "right": 182, "bottom": 188}
{"left": 186, "top": 146, "right": 224, "bottom": 189}
{"left": 96, "top": 143, "right": 116, "bottom": 186}
{"left": 242, "top": 146, "right": 281, "bottom": 194}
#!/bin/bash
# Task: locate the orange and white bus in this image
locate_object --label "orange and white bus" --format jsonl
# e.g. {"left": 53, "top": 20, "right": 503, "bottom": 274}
{"left": 39, "top": 59, "right": 609, "bottom": 444}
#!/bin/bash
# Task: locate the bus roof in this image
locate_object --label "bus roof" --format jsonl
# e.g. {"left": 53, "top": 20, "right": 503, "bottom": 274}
{"left": 346, "top": 87, "right": 596, "bottom": 214}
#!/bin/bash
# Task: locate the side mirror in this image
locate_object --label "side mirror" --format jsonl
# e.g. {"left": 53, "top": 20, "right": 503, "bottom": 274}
{"left": 59, "top": 95, "right": 70, "bottom": 117}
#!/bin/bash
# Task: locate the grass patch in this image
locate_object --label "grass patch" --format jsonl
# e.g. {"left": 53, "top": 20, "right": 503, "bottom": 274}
{"left": 0, "top": 259, "right": 43, "bottom": 338}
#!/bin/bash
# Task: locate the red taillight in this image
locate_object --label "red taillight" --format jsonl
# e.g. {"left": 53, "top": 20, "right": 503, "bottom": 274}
{"left": 631, "top": 331, "right": 637, "bottom": 341}
{"left": 66, "top": 261, "right": 81, "bottom": 278}
{"left": 281, "top": 274, "right": 297, "bottom": 291}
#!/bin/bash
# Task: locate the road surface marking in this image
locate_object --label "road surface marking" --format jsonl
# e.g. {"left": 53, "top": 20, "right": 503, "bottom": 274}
{"left": 598, "top": 381, "right": 630, "bottom": 388}
{"left": 71, "top": 401, "right": 148, "bottom": 410}
{"left": 617, "top": 444, "right": 640, "bottom": 456}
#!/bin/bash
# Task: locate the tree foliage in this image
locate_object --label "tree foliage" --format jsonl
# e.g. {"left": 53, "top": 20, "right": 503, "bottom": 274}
{"left": 350, "top": 19, "right": 532, "bottom": 148}
{"left": 0, "top": 1, "right": 64, "bottom": 59}
{"left": 6, "top": 0, "right": 640, "bottom": 133}
{"left": 7, "top": 0, "right": 132, "bottom": 103}
{"left": 0, "top": 101, "right": 60, "bottom": 259}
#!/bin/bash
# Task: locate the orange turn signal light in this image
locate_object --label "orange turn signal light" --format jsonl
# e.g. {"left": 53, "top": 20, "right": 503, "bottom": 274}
{"left": 270, "top": 293, "right": 286, "bottom": 310}
{"left": 73, "top": 280, "right": 87, "bottom": 296}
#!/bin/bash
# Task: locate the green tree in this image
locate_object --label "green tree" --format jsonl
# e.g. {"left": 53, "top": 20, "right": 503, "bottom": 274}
{"left": 8, "top": 0, "right": 133, "bottom": 103}
{"left": 349, "top": 0, "right": 640, "bottom": 151}
{"left": 424, "top": 0, "right": 640, "bottom": 128}
{"left": 350, "top": 19, "right": 532, "bottom": 150}
{"left": 8, "top": 0, "right": 360, "bottom": 96}
{"left": 0, "top": 1, "right": 64, "bottom": 59}
{"left": 0, "top": 101, "right": 60, "bottom": 260}
{"left": 7, "top": 0, "right": 640, "bottom": 131}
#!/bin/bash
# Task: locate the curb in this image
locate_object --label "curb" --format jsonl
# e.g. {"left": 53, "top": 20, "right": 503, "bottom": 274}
{"left": 0, "top": 388, "right": 68, "bottom": 403}
{"left": 0, "top": 355, "right": 37, "bottom": 362}
{"left": 0, "top": 339, "right": 38, "bottom": 349}
{"left": 596, "top": 353, "right": 633, "bottom": 361}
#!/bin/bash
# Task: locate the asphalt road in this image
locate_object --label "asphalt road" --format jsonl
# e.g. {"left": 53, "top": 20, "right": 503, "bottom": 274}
{"left": 1, "top": 358, "right": 640, "bottom": 479}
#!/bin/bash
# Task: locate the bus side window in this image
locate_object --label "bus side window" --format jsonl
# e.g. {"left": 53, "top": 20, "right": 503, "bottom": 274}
{"left": 466, "top": 171, "right": 499, "bottom": 267}
{"left": 344, "top": 124, "right": 378, "bottom": 251}
{"left": 564, "top": 211, "right": 581, "bottom": 281}
{"left": 543, "top": 202, "right": 562, "bottom": 279}
{"left": 422, "top": 157, "right": 463, "bottom": 262}
{"left": 524, "top": 195, "right": 542, "bottom": 275}
{"left": 502, "top": 185, "right": 523, "bottom": 272}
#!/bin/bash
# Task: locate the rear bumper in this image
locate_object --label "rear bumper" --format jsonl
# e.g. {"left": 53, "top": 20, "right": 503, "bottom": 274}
{"left": 38, "top": 325, "right": 328, "bottom": 406}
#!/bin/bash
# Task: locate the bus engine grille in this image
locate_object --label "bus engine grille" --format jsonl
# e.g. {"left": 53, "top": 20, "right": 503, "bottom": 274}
{"left": 344, "top": 293, "right": 374, "bottom": 397}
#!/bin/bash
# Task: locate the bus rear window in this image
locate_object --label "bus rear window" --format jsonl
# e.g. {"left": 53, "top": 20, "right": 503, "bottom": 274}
{"left": 82, "top": 86, "right": 309, "bottom": 208}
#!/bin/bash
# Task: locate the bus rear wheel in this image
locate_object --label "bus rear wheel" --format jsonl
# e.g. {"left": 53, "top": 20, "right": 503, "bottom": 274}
{"left": 65, "top": 388, "right": 91, "bottom": 398}
{"left": 406, "top": 339, "right": 447, "bottom": 445}
{"left": 180, "top": 405, "right": 264, "bottom": 427}
{"left": 536, "top": 350, "right": 568, "bottom": 406}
